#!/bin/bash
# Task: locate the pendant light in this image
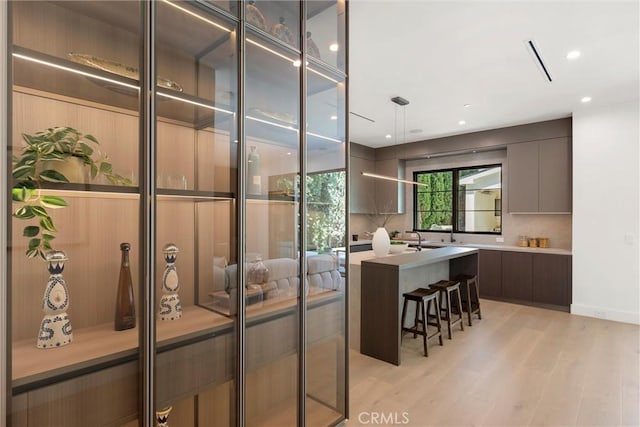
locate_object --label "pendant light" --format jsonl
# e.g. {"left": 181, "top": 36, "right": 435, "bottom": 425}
{"left": 362, "top": 96, "right": 428, "bottom": 187}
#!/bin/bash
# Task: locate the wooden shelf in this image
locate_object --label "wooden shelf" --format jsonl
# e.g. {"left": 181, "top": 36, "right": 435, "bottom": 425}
{"left": 35, "top": 185, "right": 235, "bottom": 201}
{"left": 12, "top": 290, "right": 342, "bottom": 393}
{"left": 12, "top": 306, "right": 233, "bottom": 392}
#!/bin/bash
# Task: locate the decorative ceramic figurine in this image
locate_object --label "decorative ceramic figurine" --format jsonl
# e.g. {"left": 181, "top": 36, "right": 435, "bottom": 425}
{"left": 246, "top": 0, "right": 267, "bottom": 31}
{"left": 37, "top": 250, "right": 73, "bottom": 348}
{"left": 271, "top": 17, "right": 295, "bottom": 45}
{"left": 159, "top": 243, "right": 181, "bottom": 321}
{"left": 307, "top": 31, "right": 321, "bottom": 59}
{"left": 156, "top": 406, "right": 172, "bottom": 427}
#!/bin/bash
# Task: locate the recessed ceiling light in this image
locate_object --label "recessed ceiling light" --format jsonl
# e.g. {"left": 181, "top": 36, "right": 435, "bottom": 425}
{"left": 566, "top": 50, "right": 581, "bottom": 60}
{"left": 330, "top": 115, "right": 338, "bottom": 120}
{"left": 329, "top": 43, "right": 339, "bottom": 52}
{"left": 287, "top": 152, "right": 292, "bottom": 156}
{"left": 581, "top": 96, "right": 592, "bottom": 103}
{"left": 458, "top": 120, "right": 466, "bottom": 125}
{"left": 385, "top": 134, "right": 392, "bottom": 139}
{"left": 464, "top": 104, "right": 471, "bottom": 108}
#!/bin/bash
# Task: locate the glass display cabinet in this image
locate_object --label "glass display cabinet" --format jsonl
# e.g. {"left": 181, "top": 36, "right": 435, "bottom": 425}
{"left": 1, "top": 1, "right": 348, "bottom": 426}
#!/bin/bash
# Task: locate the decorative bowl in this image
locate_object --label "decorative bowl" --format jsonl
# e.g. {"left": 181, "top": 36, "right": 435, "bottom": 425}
{"left": 389, "top": 242, "right": 409, "bottom": 254}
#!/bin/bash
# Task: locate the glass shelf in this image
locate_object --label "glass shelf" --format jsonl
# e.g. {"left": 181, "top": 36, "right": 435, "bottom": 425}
{"left": 13, "top": 46, "right": 237, "bottom": 130}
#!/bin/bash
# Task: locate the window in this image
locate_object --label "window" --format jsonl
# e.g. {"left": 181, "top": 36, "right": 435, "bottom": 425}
{"left": 414, "top": 165, "right": 502, "bottom": 234}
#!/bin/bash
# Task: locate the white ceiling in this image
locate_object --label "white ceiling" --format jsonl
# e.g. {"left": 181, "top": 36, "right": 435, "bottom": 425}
{"left": 348, "top": 0, "right": 640, "bottom": 148}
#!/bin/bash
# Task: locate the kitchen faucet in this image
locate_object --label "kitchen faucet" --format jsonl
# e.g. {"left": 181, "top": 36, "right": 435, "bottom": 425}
{"left": 450, "top": 227, "right": 456, "bottom": 243}
{"left": 405, "top": 230, "right": 422, "bottom": 251}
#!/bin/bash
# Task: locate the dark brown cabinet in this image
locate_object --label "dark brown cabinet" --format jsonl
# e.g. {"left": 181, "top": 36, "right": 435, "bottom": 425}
{"left": 507, "top": 138, "right": 572, "bottom": 213}
{"left": 502, "top": 252, "right": 533, "bottom": 301}
{"left": 532, "top": 254, "right": 571, "bottom": 306}
{"left": 478, "top": 249, "right": 571, "bottom": 311}
{"left": 479, "top": 250, "right": 502, "bottom": 298}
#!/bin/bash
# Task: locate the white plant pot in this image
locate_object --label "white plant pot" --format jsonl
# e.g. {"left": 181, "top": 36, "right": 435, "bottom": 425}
{"left": 38, "top": 156, "right": 86, "bottom": 184}
{"left": 372, "top": 227, "right": 390, "bottom": 257}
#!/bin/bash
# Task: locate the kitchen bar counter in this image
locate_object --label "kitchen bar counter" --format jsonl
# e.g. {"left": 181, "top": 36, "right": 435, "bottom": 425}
{"left": 360, "top": 246, "right": 478, "bottom": 365}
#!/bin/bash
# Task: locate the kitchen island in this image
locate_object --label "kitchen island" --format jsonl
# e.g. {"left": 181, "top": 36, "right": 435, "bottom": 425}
{"left": 359, "top": 246, "right": 478, "bottom": 365}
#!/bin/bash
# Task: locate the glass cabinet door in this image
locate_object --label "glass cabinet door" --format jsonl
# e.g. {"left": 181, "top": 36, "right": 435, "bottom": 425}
{"left": 244, "top": 1, "right": 301, "bottom": 423}
{"left": 154, "top": 1, "right": 238, "bottom": 425}
{"left": 5, "top": 1, "right": 348, "bottom": 426}
{"left": 10, "top": 1, "right": 142, "bottom": 425}
{"left": 305, "top": 1, "right": 348, "bottom": 424}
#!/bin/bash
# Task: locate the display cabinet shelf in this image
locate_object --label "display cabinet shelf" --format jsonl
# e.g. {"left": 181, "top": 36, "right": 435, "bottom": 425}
{"left": 30, "top": 185, "right": 234, "bottom": 201}
{"left": 12, "top": 305, "right": 233, "bottom": 393}
{"left": 13, "top": 290, "right": 341, "bottom": 394}
{"left": 13, "top": 46, "right": 236, "bottom": 130}
{"left": 156, "top": 189, "right": 235, "bottom": 201}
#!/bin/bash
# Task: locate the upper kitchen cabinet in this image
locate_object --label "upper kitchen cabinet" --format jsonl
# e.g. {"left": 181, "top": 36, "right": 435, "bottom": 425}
{"left": 507, "top": 137, "right": 572, "bottom": 213}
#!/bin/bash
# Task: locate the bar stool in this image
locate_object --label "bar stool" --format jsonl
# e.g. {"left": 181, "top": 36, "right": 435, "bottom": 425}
{"left": 429, "top": 280, "right": 464, "bottom": 339}
{"left": 400, "top": 287, "right": 443, "bottom": 357}
{"left": 452, "top": 274, "right": 482, "bottom": 326}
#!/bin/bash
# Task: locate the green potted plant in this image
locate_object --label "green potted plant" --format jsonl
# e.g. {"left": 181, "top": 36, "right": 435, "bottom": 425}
{"left": 12, "top": 126, "right": 132, "bottom": 259}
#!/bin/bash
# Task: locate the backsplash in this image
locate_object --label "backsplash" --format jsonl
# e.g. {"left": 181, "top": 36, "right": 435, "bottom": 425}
{"left": 350, "top": 213, "right": 572, "bottom": 250}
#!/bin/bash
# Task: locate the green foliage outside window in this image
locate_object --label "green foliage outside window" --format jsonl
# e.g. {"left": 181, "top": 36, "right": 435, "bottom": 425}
{"left": 415, "top": 171, "right": 453, "bottom": 229}
{"left": 306, "top": 171, "right": 345, "bottom": 251}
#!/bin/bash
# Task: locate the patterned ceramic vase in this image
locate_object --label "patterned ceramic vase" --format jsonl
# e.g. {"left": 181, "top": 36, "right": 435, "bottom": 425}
{"left": 37, "top": 250, "right": 73, "bottom": 348}
{"left": 156, "top": 406, "right": 172, "bottom": 427}
{"left": 159, "top": 243, "right": 181, "bottom": 321}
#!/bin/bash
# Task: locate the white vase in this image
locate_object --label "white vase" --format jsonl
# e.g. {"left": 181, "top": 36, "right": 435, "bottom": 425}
{"left": 372, "top": 227, "right": 390, "bottom": 257}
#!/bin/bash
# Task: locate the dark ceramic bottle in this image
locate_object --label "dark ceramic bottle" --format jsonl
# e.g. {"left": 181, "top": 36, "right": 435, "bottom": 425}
{"left": 115, "top": 242, "right": 136, "bottom": 331}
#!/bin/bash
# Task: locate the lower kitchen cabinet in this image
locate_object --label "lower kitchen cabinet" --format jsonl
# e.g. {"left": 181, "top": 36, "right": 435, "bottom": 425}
{"left": 478, "top": 249, "right": 571, "bottom": 311}
{"left": 532, "top": 253, "right": 571, "bottom": 307}
{"left": 502, "top": 252, "right": 533, "bottom": 301}
{"left": 479, "top": 250, "right": 502, "bottom": 298}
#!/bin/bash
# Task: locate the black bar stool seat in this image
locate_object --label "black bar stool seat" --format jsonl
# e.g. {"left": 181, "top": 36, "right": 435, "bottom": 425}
{"left": 429, "top": 279, "right": 465, "bottom": 339}
{"left": 452, "top": 273, "right": 482, "bottom": 326}
{"left": 400, "top": 287, "right": 443, "bottom": 357}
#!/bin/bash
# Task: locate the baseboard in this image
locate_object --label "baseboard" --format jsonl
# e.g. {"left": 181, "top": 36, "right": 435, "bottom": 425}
{"left": 571, "top": 303, "right": 640, "bottom": 325}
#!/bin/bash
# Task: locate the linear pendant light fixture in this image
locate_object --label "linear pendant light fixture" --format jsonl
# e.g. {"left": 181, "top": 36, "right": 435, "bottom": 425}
{"left": 362, "top": 171, "right": 427, "bottom": 187}
{"left": 362, "top": 96, "right": 428, "bottom": 187}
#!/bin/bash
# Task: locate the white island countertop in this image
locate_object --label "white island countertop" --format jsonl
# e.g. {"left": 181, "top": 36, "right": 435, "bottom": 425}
{"left": 348, "top": 248, "right": 427, "bottom": 266}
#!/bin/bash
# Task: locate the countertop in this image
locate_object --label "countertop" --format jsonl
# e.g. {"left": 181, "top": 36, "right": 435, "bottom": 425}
{"left": 348, "top": 249, "right": 424, "bottom": 266}
{"left": 394, "top": 239, "right": 572, "bottom": 255}
{"left": 361, "top": 246, "right": 479, "bottom": 271}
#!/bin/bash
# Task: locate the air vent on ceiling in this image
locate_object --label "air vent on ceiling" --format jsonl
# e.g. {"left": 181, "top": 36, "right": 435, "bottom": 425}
{"left": 525, "top": 39, "right": 553, "bottom": 82}
{"left": 349, "top": 111, "right": 375, "bottom": 122}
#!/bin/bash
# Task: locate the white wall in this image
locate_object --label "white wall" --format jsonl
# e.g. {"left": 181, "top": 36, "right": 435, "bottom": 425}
{"left": 572, "top": 100, "right": 640, "bottom": 324}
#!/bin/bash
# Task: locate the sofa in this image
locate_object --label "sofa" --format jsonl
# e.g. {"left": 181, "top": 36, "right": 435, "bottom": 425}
{"left": 209, "top": 254, "right": 342, "bottom": 315}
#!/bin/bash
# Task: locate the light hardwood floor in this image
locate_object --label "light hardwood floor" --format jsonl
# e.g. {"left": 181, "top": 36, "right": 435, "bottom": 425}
{"left": 347, "top": 299, "right": 640, "bottom": 426}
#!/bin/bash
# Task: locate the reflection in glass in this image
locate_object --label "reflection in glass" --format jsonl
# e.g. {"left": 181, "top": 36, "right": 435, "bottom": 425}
{"left": 156, "top": 1, "right": 238, "bottom": 424}
{"left": 307, "top": 0, "right": 347, "bottom": 71}
{"left": 457, "top": 166, "right": 502, "bottom": 233}
{"left": 305, "top": 36, "right": 347, "bottom": 423}
{"left": 245, "top": 30, "right": 300, "bottom": 426}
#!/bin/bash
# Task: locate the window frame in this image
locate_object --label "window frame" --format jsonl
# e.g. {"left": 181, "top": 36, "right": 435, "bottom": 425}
{"left": 413, "top": 163, "right": 503, "bottom": 235}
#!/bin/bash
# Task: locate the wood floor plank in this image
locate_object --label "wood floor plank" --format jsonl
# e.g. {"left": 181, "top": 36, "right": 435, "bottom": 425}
{"left": 347, "top": 299, "right": 640, "bottom": 427}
